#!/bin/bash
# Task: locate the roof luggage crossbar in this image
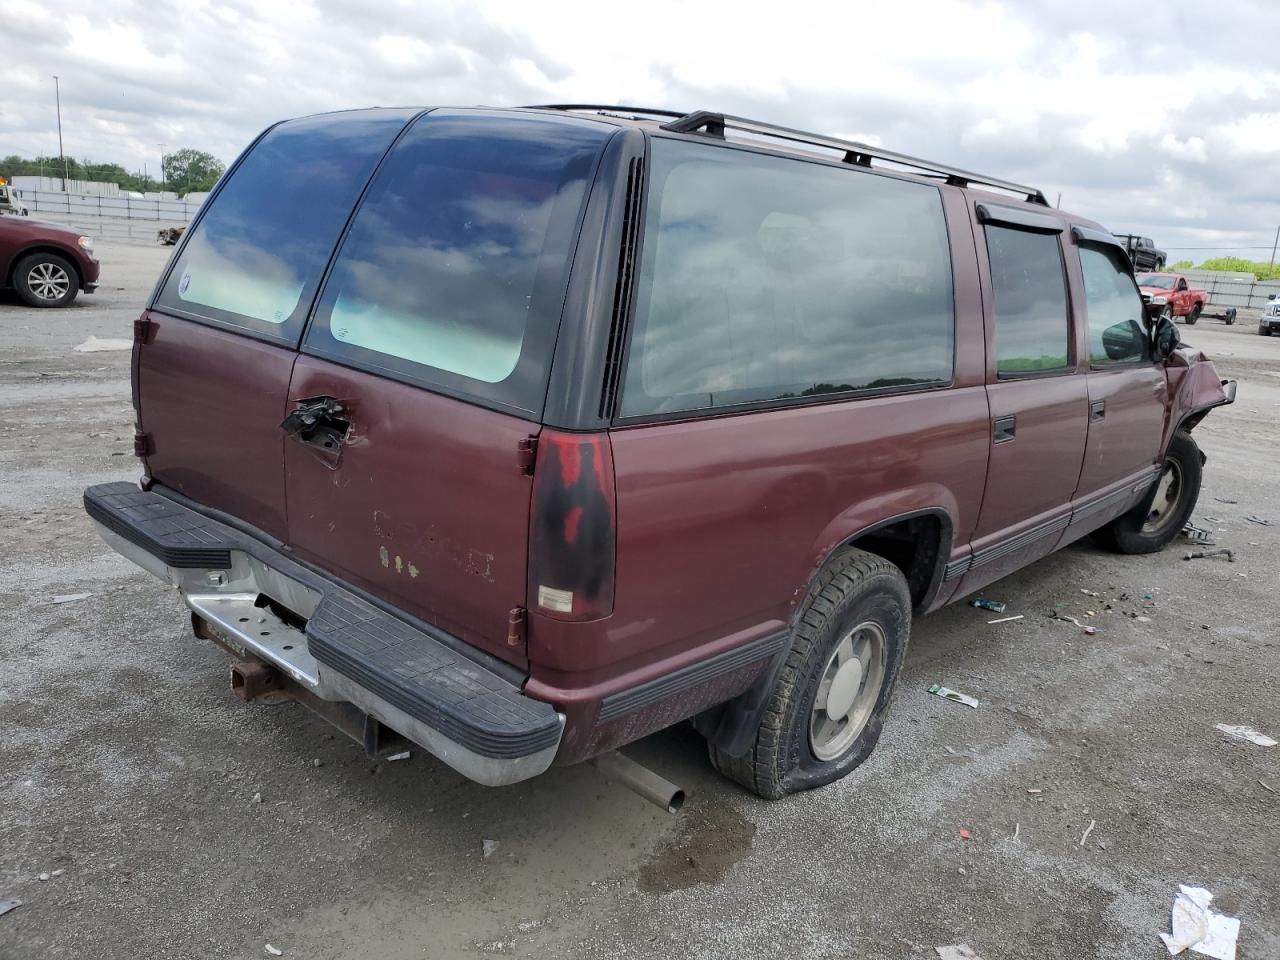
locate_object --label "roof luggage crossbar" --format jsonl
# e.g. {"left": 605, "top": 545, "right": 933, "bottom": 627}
{"left": 659, "top": 110, "right": 1049, "bottom": 206}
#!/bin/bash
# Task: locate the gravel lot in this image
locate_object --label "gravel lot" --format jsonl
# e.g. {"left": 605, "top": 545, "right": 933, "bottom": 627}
{"left": 2, "top": 240, "right": 1277, "bottom": 960}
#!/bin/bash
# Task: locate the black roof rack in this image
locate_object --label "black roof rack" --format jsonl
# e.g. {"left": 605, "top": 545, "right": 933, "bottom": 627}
{"left": 525, "top": 104, "right": 689, "bottom": 121}
{"left": 659, "top": 110, "right": 1049, "bottom": 206}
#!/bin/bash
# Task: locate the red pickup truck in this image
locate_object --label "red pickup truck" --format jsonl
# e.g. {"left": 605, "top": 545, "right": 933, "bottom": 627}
{"left": 1137, "top": 273, "right": 1208, "bottom": 325}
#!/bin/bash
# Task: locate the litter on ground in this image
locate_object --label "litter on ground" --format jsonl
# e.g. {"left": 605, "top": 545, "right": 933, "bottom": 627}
{"left": 927, "top": 684, "right": 979, "bottom": 708}
{"left": 1079, "top": 819, "right": 1096, "bottom": 846}
{"left": 987, "top": 615, "right": 1023, "bottom": 624}
{"left": 265, "top": 945, "right": 283, "bottom": 957}
{"left": 935, "top": 946, "right": 983, "bottom": 960}
{"left": 1213, "top": 497, "right": 1238, "bottom": 504}
{"left": 1184, "top": 549, "right": 1235, "bottom": 562}
{"left": 49, "top": 593, "right": 93, "bottom": 604}
{"left": 969, "top": 598, "right": 1006, "bottom": 613}
{"left": 1244, "top": 516, "right": 1273, "bottom": 526}
{"left": 73, "top": 336, "right": 133, "bottom": 353}
{"left": 1215, "top": 724, "right": 1277, "bottom": 747}
{"left": 482, "top": 839, "right": 500, "bottom": 858}
{"left": 1158, "top": 885, "right": 1239, "bottom": 960}
{"left": 386, "top": 750, "right": 411, "bottom": 761}
{"left": 0, "top": 898, "right": 20, "bottom": 918}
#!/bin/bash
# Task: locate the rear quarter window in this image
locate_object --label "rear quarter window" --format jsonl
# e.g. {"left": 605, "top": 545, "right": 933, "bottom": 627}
{"left": 618, "top": 138, "right": 955, "bottom": 418}
{"left": 303, "top": 111, "right": 611, "bottom": 415}
{"left": 154, "top": 109, "right": 416, "bottom": 341}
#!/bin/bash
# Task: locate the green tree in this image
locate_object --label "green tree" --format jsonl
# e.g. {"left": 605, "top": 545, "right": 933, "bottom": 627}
{"left": 161, "top": 148, "right": 225, "bottom": 196}
{"left": 1195, "top": 257, "right": 1280, "bottom": 281}
{"left": 1170, "top": 259, "right": 1194, "bottom": 270}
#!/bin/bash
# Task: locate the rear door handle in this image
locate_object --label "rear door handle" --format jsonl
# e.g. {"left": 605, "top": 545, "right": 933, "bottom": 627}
{"left": 992, "top": 415, "right": 1016, "bottom": 444}
{"left": 1089, "top": 399, "right": 1106, "bottom": 422}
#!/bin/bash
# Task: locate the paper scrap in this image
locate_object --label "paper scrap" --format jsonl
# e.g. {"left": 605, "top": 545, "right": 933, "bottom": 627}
{"left": 928, "top": 684, "right": 979, "bottom": 708}
{"left": 50, "top": 592, "right": 93, "bottom": 605}
{"left": 73, "top": 336, "right": 133, "bottom": 353}
{"left": 935, "top": 946, "right": 983, "bottom": 960}
{"left": 1216, "top": 724, "right": 1277, "bottom": 748}
{"left": 1159, "top": 885, "right": 1239, "bottom": 960}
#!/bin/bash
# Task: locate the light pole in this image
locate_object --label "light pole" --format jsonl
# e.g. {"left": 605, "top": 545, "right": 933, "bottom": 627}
{"left": 52, "top": 74, "right": 68, "bottom": 190}
{"left": 158, "top": 144, "right": 166, "bottom": 191}
{"left": 1270, "top": 224, "right": 1279, "bottom": 272}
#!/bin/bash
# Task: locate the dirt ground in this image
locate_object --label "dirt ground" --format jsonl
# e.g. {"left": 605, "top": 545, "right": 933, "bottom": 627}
{"left": 2, "top": 240, "right": 1277, "bottom": 960}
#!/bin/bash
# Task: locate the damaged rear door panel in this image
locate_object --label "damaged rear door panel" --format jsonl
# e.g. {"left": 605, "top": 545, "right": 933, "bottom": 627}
{"left": 283, "top": 110, "right": 613, "bottom": 667}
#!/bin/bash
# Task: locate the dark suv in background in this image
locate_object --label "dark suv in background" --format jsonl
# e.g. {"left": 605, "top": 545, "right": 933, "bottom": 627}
{"left": 85, "top": 106, "right": 1234, "bottom": 799}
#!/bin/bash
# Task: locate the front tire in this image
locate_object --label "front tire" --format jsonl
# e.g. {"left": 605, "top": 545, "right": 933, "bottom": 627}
{"left": 708, "top": 549, "right": 910, "bottom": 799}
{"left": 14, "top": 252, "right": 78, "bottom": 307}
{"left": 1261, "top": 325, "right": 1272, "bottom": 337}
{"left": 1094, "top": 431, "right": 1202, "bottom": 554}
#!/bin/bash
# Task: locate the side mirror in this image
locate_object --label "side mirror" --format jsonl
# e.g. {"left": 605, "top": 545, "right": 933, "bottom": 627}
{"left": 1102, "top": 320, "right": 1143, "bottom": 361}
{"left": 1153, "top": 316, "right": 1180, "bottom": 359}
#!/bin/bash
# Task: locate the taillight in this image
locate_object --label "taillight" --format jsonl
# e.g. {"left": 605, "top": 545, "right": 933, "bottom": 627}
{"left": 528, "top": 429, "right": 616, "bottom": 621}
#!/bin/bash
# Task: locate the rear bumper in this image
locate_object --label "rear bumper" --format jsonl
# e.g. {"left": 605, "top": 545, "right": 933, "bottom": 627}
{"left": 83, "top": 481, "right": 563, "bottom": 786}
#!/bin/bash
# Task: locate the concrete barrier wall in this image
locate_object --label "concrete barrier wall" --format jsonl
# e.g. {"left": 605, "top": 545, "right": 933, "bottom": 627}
{"left": 16, "top": 189, "right": 201, "bottom": 223}
{"left": 1179, "top": 270, "right": 1280, "bottom": 311}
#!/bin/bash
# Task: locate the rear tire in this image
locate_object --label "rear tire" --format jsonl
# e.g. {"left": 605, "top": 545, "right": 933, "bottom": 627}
{"left": 1185, "top": 304, "right": 1201, "bottom": 325}
{"left": 1093, "top": 431, "right": 1202, "bottom": 555}
{"left": 708, "top": 549, "right": 910, "bottom": 799}
{"left": 14, "top": 252, "right": 78, "bottom": 307}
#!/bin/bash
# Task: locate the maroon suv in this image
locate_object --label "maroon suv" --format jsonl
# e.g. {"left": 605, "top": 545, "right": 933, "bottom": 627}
{"left": 0, "top": 214, "right": 100, "bottom": 307}
{"left": 84, "top": 106, "right": 1234, "bottom": 799}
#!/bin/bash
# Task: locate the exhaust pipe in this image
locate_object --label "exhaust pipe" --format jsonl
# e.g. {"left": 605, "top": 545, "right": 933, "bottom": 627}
{"left": 590, "top": 751, "right": 685, "bottom": 814}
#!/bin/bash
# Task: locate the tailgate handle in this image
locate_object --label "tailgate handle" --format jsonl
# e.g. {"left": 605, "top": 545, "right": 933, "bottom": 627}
{"left": 281, "top": 396, "right": 350, "bottom": 466}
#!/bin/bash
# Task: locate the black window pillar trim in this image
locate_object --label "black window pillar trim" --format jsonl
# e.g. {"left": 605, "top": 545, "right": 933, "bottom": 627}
{"left": 541, "top": 127, "right": 647, "bottom": 431}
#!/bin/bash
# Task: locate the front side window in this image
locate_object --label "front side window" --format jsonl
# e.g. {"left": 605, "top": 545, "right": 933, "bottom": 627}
{"left": 154, "top": 109, "right": 416, "bottom": 341}
{"left": 305, "top": 111, "right": 610, "bottom": 414}
{"left": 1080, "top": 245, "right": 1150, "bottom": 365}
{"left": 985, "top": 226, "right": 1069, "bottom": 374}
{"left": 619, "top": 139, "right": 955, "bottom": 418}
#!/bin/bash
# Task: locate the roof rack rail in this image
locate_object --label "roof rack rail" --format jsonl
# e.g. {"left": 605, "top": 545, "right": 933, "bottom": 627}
{"left": 659, "top": 110, "right": 1049, "bottom": 207}
{"left": 525, "top": 104, "right": 688, "bottom": 121}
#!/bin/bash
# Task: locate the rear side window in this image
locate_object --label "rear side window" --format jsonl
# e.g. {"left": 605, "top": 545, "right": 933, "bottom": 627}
{"left": 985, "top": 226, "right": 1069, "bottom": 374}
{"left": 618, "top": 139, "right": 954, "bottom": 418}
{"left": 304, "top": 111, "right": 610, "bottom": 415}
{"left": 1079, "top": 245, "right": 1151, "bottom": 364}
{"left": 154, "top": 109, "right": 415, "bottom": 341}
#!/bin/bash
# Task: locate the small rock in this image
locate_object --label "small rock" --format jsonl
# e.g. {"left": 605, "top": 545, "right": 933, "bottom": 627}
{"left": 265, "top": 945, "right": 283, "bottom": 956}
{"left": 37, "top": 873, "right": 50, "bottom": 882}
{"left": 482, "top": 839, "right": 500, "bottom": 859}
{"left": 312, "top": 758, "right": 323, "bottom": 768}
{"left": 252, "top": 792, "right": 262, "bottom": 804}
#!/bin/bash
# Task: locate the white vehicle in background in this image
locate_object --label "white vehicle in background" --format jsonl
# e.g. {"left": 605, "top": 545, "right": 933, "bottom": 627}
{"left": 0, "top": 179, "right": 29, "bottom": 216}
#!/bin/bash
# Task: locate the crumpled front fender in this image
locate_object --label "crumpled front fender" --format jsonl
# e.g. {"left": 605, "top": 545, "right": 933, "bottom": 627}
{"left": 1163, "top": 350, "right": 1235, "bottom": 453}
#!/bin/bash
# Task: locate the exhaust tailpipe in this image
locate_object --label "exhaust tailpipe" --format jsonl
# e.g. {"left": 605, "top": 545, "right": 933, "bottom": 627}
{"left": 590, "top": 751, "right": 685, "bottom": 814}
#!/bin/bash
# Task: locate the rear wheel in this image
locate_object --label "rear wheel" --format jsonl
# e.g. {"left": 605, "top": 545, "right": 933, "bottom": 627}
{"left": 14, "top": 252, "right": 78, "bottom": 307}
{"left": 708, "top": 549, "right": 910, "bottom": 799}
{"left": 1185, "top": 304, "right": 1201, "bottom": 325}
{"left": 1093, "top": 431, "right": 1202, "bottom": 554}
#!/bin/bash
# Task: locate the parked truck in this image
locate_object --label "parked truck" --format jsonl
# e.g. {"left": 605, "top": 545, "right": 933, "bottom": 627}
{"left": 0, "top": 177, "right": 29, "bottom": 216}
{"left": 1117, "top": 234, "right": 1166, "bottom": 271}
{"left": 1137, "top": 273, "right": 1208, "bottom": 325}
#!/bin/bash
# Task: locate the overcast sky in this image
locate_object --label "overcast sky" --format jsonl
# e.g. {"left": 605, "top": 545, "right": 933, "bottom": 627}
{"left": 4, "top": 0, "right": 1278, "bottom": 261}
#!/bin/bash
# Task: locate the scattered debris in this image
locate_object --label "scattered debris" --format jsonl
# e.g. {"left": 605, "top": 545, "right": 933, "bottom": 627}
{"left": 49, "top": 592, "right": 93, "bottom": 605}
{"left": 935, "top": 946, "right": 983, "bottom": 960}
{"left": 1184, "top": 549, "right": 1235, "bottom": 563}
{"left": 927, "top": 684, "right": 979, "bottom": 708}
{"left": 1181, "top": 523, "right": 1216, "bottom": 546}
{"left": 1201, "top": 516, "right": 1224, "bottom": 524}
{"left": 1012, "top": 822, "right": 1020, "bottom": 841}
{"left": 969, "top": 598, "right": 1006, "bottom": 613}
{"left": 958, "top": 828, "right": 971, "bottom": 840}
{"left": 1026, "top": 788, "right": 1042, "bottom": 795}
{"left": 0, "top": 899, "right": 20, "bottom": 918}
{"left": 1213, "top": 497, "right": 1238, "bottom": 505}
{"left": 73, "top": 336, "right": 133, "bottom": 353}
{"left": 1259, "top": 780, "right": 1274, "bottom": 794}
{"left": 1244, "top": 515, "right": 1273, "bottom": 526}
{"left": 1083, "top": 626, "right": 1100, "bottom": 636}
{"left": 1079, "top": 819, "right": 1096, "bottom": 847}
{"left": 386, "top": 750, "right": 411, "bottom": 762}
{"left": 265, "top": 945, "right": 283, "bottom": 957}
{"left": 1142, "top": 591, "right": 1154, "bottom": 600}
{"left": 482, "top": 839, "right": 500, "bottom": 859}
{"left": 312, "top": 758, "right": 323, "bottom": 768}
{"left": 252, "top": 792, "right": 262, "bottom": 803}
{"left": 987, "top": 615, "right": 1023, "bottom": 624}
{"left": 1136, "top": 615, "right": 1153, "bottom": 623}
{"left": 1159, "top": 885, "right": 1239, "bottom": 959}
{"left": 50, "top": 869, "right": 64, "bottom": 878}
{"left": 1216, "top": 724, "right": 1277, "bottom": 747}
{"left": 1056, "top": 615, "right": 1084, "bottom": 627}
{"left": 1080, "top": 588, "right": 1100, "bottom": 597}
{"left": 37, "top": 873, "right": 49, "bottom": 882}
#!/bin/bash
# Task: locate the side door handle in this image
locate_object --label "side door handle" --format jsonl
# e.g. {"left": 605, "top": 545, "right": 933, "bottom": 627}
{"left": 992, "top": 415, "right": 1016, "bottom": 444}
{"left": 1089, "top": 399, "right": 1106, "bottom": 422}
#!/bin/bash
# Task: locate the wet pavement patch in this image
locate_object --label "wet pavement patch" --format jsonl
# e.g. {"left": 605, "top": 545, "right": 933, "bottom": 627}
{"left": 636, "top": 802, "right": 756, "bottom": 895}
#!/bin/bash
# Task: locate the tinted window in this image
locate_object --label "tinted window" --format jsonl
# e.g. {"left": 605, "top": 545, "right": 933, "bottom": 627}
{"left": 155, "top": 109, "right": 415, "bottom": 341}
{"left": 1080, "top": 245, "right": 1150, "bottom": 364}
{"left": 985, "top": 226, "right": 1069, "bottom": 374}
{"left": 619, "top": 140, "right": 954, "bottom": 417}
{"left": 305, "top": 111, "right": 609, "bottom": 414}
